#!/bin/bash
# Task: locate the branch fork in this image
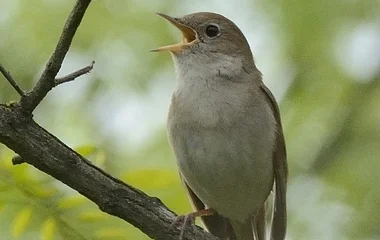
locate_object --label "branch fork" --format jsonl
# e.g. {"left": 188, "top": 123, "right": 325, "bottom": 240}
{"left": 0, "top": 1, "right": 217, "bottom": 239}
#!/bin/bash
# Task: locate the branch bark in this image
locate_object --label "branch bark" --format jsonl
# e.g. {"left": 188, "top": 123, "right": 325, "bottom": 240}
{"left": 0, "top": 1, "right": 218, "bottom": 240}
{"left": 0, "top": 105, "right": 217, "bottom": 240}
{"left": 55, "top": 60, "right": 95, "bottom": 86}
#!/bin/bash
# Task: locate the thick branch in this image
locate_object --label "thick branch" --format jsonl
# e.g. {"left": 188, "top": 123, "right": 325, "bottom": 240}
{"left": 19, "top": 0, "right": 92, "bottom": 114}
{"left": 0, "top": 105, "right": 218, "bottom": 240}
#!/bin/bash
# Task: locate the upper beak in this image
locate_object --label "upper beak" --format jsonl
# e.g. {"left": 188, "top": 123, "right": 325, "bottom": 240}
{"left": 151, "top": 13, "right": 198, "bottom": 53}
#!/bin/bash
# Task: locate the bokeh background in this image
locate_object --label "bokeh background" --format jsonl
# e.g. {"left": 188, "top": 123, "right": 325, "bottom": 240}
{"left": 1, "top": 0, "right": 380, "bottom": 239}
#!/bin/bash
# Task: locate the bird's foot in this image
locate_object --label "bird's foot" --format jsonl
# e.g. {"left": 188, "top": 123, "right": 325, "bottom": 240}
{"left": 169, "top": 208, "right": 216, "bottom": 239}
{"left": 169, "top": 214, "right": 193, "bottom": 240}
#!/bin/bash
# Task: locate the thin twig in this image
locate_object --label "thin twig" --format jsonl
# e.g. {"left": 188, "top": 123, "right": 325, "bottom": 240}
{"left": 19, "top": 0, "right": 92, "bottom": 114}
{"left": 55, "top": 60, "right": 95, "bottom": 86}
{"left": 0, "top": 64, "right": 25, "bottom": 96}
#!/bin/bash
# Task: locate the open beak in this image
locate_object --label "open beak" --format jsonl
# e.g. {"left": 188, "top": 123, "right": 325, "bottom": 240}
{"left": 151, "top": 13, "right": 198, "bottom": 53}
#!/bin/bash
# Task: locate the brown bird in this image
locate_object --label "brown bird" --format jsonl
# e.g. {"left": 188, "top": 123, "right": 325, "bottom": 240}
{"left": 152, "top": 12, "right": 288, "bottom": 240}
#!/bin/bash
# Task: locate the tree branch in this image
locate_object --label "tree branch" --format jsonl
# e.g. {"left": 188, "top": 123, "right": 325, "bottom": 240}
{"left": 18, "top": 0, "right": 92, "bottom": 114}
{"left": 55, "top": 60, "right": 95, "bottom": 86}
{"left": 0, "top": 64, "right": 25, "bottom": 96}
{"left": 0, "top": 0, "right": 218, "bottom": 239}
{"left": 0, "top": 105, "right": 217, "bottom": 240}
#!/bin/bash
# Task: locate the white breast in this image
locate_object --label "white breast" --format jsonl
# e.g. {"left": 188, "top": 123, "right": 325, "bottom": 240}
{"left": 171, "top": 52, "right": 246, "bottom": 126}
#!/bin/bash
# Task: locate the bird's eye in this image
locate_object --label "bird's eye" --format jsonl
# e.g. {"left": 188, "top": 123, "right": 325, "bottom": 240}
{"left": 205, "top": 24, "right": 221, "bottom": 38}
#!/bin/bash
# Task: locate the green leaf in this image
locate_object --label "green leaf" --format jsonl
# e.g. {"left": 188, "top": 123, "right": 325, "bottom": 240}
{"left": 79, "top": 211, "right": 106, "bottom": 222}
{"left": 94, "top": 151, "right": 107, "bottom": 166}
{"left": 33, "top": 186, "right": 58, "bottom": 198}
{"left": 58, "top": 195, "right": 86, "bottom": 209}
{"left": 74, "top": 146, "right": 107, "bottom": 166}
{"left": 0, "top": 156, "right": 14, "bottom": 170}
{"left": 94, "top": 228, "right": 127, "bottom": 239}
{"left": 40, "top": 218, "right": 56, "bottom": 240}
{"left": 123, "top": 169, "right": 178, "bottom": 190}
{"left": 75, "top": 145, "right": 97, "bottom": 157}
{"left": 0, "top": 182, "right": 10, "bottom": 192}
{"left": 12, "top": 207, "right": 33, "bottom": 238}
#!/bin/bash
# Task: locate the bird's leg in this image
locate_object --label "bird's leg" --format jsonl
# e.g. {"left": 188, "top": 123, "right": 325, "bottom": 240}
{"left": 170, "top": 208, "right": 216, "bottom": 239}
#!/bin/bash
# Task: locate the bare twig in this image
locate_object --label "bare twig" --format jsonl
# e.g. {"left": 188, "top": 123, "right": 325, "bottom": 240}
{"left": 0, "top": 64, "right": 25, "bottom": 96}
{"left": 55, "top": 60, "right": 95, "bottom": 86}
{"left": 19, "top": 0, "right": 92, "bottom": 114}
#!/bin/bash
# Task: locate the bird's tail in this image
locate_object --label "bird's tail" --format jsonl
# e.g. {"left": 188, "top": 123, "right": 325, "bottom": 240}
{"left": 230, "top": 205, "right": 267, "bottom": 240}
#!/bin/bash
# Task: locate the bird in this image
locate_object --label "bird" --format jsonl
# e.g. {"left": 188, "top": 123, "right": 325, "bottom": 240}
{"left": 152, "top": 12, "right": 288, "bottom": 240}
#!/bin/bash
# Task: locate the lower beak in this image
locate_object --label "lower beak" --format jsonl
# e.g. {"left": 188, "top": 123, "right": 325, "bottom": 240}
{"left": 151, "top": 13, "right": 198, "bottom": 53}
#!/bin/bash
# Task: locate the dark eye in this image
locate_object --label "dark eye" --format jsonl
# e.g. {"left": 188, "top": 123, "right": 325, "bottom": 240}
{"left": 205, "top": 24, "right": 221, "bottom": 38}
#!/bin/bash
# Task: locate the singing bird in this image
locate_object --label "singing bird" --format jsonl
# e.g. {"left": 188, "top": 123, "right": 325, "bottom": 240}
{"left": 152, "top": 12, "right": 288, "bottom": 240}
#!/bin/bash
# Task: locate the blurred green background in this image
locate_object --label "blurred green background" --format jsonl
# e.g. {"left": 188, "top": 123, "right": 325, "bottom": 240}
{"left": 1, "top": 0, "right": 380, "bottom": 239}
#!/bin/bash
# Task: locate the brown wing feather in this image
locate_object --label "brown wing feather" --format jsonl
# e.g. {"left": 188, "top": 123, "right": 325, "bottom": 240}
{"left": 260, "top": 85, "right": 288, "bottom": 240}
{"left": 177, "top": 85, "right": 287, "bottom": 240}
{"left": 180, "top": 175, "right": 237, "bottom": 240}
{"left": 254, "top": 204, "right": 267, "bottom": 240}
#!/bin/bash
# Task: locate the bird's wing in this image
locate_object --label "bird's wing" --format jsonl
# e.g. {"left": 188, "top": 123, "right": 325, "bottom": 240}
{"left": 180, "top": 175, "right": 237, "bottom": 240}
{"left": 260, "top": 85, "right": 288, "bottom": 240}
{"left": 178, "top": 84, "right": 288, "bottom": 240}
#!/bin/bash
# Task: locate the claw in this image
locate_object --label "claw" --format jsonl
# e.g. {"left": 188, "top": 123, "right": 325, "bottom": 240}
{"left": 169, "top": 209, "right": 216, "bottom": 239}
{"left": 169, "top": 214, "right": 195, "bottom": 239}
